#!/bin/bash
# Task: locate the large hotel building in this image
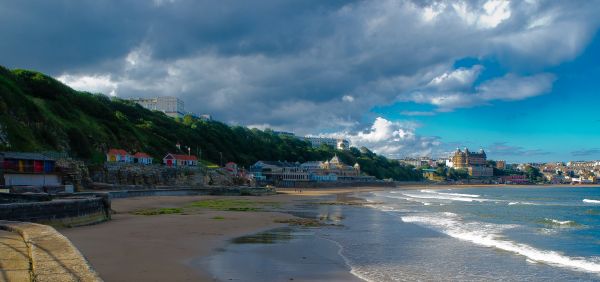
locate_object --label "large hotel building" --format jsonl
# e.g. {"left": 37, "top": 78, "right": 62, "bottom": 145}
{"left": 450, "top": 148, "right": 493, "bottom": 177}
{"left": 129, "top": 96, "right": 186, "bottom": 118}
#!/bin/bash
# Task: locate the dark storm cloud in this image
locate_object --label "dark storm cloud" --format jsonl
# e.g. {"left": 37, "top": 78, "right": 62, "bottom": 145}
{"left": 0, "top": 0, "right": 354, "bottom": 73}
{"left": 2, "top": 0, "right": 600, "bottom": 157}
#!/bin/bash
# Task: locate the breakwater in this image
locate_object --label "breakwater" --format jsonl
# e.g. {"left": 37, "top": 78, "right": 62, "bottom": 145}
{"left": 0, "top": 194, "right": 111, "bottom": 227}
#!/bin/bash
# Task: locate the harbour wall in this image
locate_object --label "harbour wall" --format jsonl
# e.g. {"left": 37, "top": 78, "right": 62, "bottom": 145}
{"left": 0, "top": 195, "right": 111, "bottom": 227}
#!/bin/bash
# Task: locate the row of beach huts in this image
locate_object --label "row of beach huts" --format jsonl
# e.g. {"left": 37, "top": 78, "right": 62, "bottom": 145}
{"left": 106, "top": 149, "right": 198, "bottom": 167}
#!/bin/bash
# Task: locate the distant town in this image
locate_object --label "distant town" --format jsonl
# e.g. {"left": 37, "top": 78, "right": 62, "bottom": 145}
{"left": 399, "top": 147, "right": 599, "bottom": 185}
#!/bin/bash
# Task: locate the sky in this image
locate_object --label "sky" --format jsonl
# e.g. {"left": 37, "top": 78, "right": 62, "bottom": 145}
{"left": 1, "top": 0, "right": 599, "bottom": 163}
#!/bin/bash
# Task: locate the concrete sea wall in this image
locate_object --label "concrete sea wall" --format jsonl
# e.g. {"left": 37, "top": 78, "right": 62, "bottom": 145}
{"left": 0, "top": 196, "right": 111, "bottom": 228}
{"left": 0, "top": 192, "right": 52, "bottom": 204}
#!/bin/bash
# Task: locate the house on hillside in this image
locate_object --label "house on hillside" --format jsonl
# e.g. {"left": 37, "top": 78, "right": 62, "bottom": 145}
{"left": 133, "top": 152, "right": 153, "bottom": 165}
{"left": 1, "top": 152, "right": 61, "bottom": 187}
{"left": 163, "top": 153, "right": 198, "bottom": 167}
{"left": 106, "top": 149, "right": 133, "bottom": 163}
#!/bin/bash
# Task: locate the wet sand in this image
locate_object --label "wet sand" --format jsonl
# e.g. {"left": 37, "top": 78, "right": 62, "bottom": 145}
{"left": 60, "top": 187, "right": 383, "bottom": 282}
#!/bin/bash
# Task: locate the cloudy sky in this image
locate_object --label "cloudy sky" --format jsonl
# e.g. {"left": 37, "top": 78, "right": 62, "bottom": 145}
{"left": 2, "top": 0, "right": 600, "bottom": 163}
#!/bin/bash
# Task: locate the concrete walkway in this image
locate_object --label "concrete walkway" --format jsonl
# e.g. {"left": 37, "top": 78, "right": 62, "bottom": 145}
{"left": 0, "top": 230, "right": 31, "bottom": 282}
{"left": 0, "top": 221, "right": 102, "bottom": 282}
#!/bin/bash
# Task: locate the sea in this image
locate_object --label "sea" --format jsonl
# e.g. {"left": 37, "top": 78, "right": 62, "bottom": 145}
{"left": 207, "top": 186, "right": 600, "bottom": 281}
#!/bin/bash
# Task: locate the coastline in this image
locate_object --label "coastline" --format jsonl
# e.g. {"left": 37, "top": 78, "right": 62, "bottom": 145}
{"left": 396, "top": 183, "right": 600, "bottom": 190}
{"left": 60, "top": 187, "right": 383, "bottom": 281}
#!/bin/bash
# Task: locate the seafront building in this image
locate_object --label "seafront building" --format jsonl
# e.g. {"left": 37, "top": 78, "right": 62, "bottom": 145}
{"left": 106, "top": 149, "right": 133, "bottom": 163}
{"left": 130, "top": 96, "right": 186, "bottom": 118}
{"left": 449, "top": 148, "right": 493, "bottom": 177}
{"left": 271, "top": 131, "right": 351, "bottom": 150}
{"left": 399, "top": 157, "right": 435, "bottom": 168}
{"left": 106, "top": 149, "right": 153, "bottom": 165}
{"left": 250, "top": 155, "right": 374, "bottom": 187}
{"left": 0, "top": 152, "right": 60, "bottom": 187}
{"left": 163, "top": 153, "right": 198, "bottom": 167}
{"left": 303, "top": 137, "right": 350, "bottom": 150}
{"left": 129, "top": 96, "right": 212, "bottom": 120}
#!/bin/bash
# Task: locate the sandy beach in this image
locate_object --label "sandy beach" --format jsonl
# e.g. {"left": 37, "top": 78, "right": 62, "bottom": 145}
{"left": 60, "top": 187, "right": 383, "bottom": 282}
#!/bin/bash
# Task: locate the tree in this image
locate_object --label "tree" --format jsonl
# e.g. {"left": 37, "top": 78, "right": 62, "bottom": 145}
{"left": 523, "top": 165, "right": 543, "bottom": 183}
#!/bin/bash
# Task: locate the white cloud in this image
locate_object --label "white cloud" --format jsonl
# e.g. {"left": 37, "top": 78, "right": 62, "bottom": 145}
{"left": 422, "top": 3, "right": 447, "bottom": 22}
{"left": 477, "top": 73, "right": 555, "bottom": 101}
{"left": 398, "top": 68, "right": 555, "bottom": 111}
{"left": 324, "top": 117, "right": 445, "bottom": 158}
{"left": 452, "top": 0, "right": 511, "bottom": 29}
{"left": 342, "top": 95, "right": 355, "bottom": 102}
{"left": 57, "top": 74, "right": 118, "bottom": 96}
{"left": 427, "top": 65, "right": 483, "bottom": 90}
{"left": 479, "top": 0, "right": 511, "bottom": 28}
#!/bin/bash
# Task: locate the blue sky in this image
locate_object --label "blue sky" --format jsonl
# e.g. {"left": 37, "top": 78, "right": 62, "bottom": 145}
{"left": 373, "top": 32, "right": 600, "bottom": 163}
{"left": 1, "top": 0, "right": 599, "bottom": 163}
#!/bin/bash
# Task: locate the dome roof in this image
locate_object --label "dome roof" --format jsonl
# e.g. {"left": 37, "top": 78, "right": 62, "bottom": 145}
{"left": 330, "top": 154, "right": 340, "bottom": 164}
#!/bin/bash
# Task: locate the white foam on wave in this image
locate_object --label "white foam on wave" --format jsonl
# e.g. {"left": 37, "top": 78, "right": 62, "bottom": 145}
{"left": 401, "top": 212, "right": 600, "bottom": 274}
{"left": 402, "top": 191, "right": 486, "bottom": 202}
{"left": 508, "top": 201, "right": 537, "bottom": 206}
{"left": 545, "top": 218, "right": 575, "bottom": 226}
{"left": 421, "top": 189, "right": 481, "bottom": 198}
{"left": 384, "top": 194, "right": 432, "bottom": 205}
{"left": 584, "top": 199, "right": 600, "bottom": 204}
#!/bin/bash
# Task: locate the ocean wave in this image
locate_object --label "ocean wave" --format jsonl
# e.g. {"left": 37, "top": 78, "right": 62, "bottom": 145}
{"left": 584, "top": 199, "right": 600, "bottom": 204}
{"left": 402, "top": 192, "right": 487, "bottom": 202}
{"left": 421, "top": 189, "right": 481, "bottom": 198}
{"left": 384, "top": 195, "right": 433, "bottom": 205}
{"left": 402, "top": 212, "right": 600, "bottom": 274}
{"left": 508, "top": 201, "right": 538, "bottom": 206}
{"left": 538, "top": 218, "right": 580, "bottom": 227}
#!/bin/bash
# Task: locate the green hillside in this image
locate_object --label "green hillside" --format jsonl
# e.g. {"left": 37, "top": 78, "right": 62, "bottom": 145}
{"left": 0, "top": 66, "right": 422, "bottom": 181}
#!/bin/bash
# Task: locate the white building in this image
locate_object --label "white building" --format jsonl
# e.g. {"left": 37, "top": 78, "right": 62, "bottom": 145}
{"left": 130, "top": 96, "right": 186, "bottom": 118}
{"left": 304, "top": 137, "right": 350, "bottom": 150}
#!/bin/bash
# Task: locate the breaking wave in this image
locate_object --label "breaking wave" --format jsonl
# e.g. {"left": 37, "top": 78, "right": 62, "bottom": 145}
{"left": 401, "top": 212, "right": 600, "bottom": 274}
{"left": 401, "top": 190, "right": 487, "bottom": 202}
{"left": 538, "top": 218, "right": 580, "bottom": 227}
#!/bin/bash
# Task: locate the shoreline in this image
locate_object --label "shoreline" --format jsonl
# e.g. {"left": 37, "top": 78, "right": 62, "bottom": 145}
{"left": 395, "top": 183, "right": 600, "bottom": 190}
{"left": 60, "top": 187, "right": 381, "bottom": 281}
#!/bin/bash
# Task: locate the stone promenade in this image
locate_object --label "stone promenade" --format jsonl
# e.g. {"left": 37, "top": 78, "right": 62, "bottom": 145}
{"left": 0, "top": 230, "right": 30, "bottom": 281}
{"left": 0, "top": 221, "right": 102, "bottom": 282}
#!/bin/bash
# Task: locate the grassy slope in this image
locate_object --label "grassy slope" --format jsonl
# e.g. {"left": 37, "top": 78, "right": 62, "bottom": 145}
{"left": 0, "top": 66, "right": 421, "bottom": 180}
